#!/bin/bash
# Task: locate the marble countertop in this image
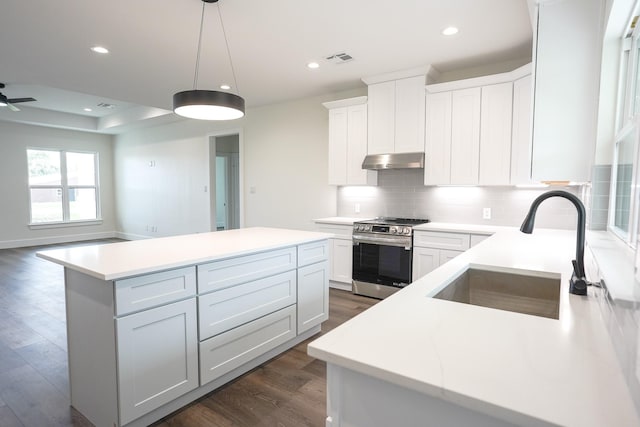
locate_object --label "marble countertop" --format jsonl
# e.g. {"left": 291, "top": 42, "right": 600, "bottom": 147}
{"left": 36, "top": 227, "right": 331, "bottom": 281}
{"left": 308, "top": 229, "right": 639, "bottom": 426}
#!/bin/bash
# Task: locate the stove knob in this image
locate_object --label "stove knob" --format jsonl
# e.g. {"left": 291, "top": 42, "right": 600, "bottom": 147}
{"left": 357, "top": 225, "right": 363, "bottom": 231}
{"left": 365, "top": 225, "right": 372, "bottom": 231}
{"left": 390, "top": 226, "right": 398, "bottom": 234}
{"left": 403, "top": 227, "right": 411, "bottom": 235}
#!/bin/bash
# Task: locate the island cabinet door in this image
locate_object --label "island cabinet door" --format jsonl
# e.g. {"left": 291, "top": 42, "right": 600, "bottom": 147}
{"left": 116, "top": 298, "right": 198, "bottom": 425}
{"left": 297, "top": 260, "right": 329, "bottom": 334}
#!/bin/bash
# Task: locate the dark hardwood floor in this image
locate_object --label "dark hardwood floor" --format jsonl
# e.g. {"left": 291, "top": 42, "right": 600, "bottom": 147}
{"left": 0, "top": 240, "right": 378, "bottom": 427}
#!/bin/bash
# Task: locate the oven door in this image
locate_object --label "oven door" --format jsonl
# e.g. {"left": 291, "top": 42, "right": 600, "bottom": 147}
{"left": 352, "top": 234, "right": 412, "bottom": 287}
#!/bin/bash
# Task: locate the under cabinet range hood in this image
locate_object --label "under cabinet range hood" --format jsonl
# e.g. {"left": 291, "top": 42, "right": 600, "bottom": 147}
{"left": 361, "top": 152, "right": 425, "bottom": 170}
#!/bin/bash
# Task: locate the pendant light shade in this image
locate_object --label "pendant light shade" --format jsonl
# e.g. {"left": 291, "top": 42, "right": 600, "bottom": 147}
{"left": 173, "top": 0, "right": 245, "bottom": 120}
{"left": 173, "top": 90, "right": 244, "bottom": 120}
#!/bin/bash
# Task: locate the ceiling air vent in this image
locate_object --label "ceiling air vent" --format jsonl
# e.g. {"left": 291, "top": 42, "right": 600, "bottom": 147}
{"left": 326, "top": 52, "right": 353, "bottom": 64}
{"left": 97, "top": 102, "right": 116, "bottom": 109}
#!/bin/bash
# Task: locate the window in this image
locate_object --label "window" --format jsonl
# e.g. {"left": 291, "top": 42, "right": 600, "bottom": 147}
{"left": 27, "top": 149, "right": 100, "bottom": 225}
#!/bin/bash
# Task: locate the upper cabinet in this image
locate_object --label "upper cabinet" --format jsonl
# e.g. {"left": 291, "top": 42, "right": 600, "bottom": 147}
{"left": 531, "top": 0, "right": 604, "bottom": 182}
{"left": 323, "top": 97, "right": 377, "bottom": 186}
{"left": 364, "top": 75, "right": 426, "bottom": 154}
{"left": 511, "top": 74, "right": 533, "bottom": 185}
{"left": 425, "top": 68, "right": 527, "bottom": 186}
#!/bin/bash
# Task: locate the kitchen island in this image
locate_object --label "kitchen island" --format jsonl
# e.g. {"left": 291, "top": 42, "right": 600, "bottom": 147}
{"left": 37, "top": 227, "right": 331, "bottom": 427}
{"left": 308, "top": 229, "right": 639, "bottom": 426}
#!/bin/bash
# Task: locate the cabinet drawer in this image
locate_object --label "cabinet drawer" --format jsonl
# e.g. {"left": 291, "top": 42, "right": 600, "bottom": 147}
{"left": 414, "top": 231, "right": 470, "bottom": 251}
{"left": 198, "top": 270, "right": 297, "bottom": 341}
{"left": 115, "top": 267, "right": 196, "bottom": 316}
{"left": 298, "top": 240, "right": 329, "bottom": 267}
{"left": 198, "top": 247, "right": 296, "bottom": 294}
{"left": 317, "top": 224, "right": 353, "bottom": 238}
{"left": 199, "top": 305, "right": 297, "bottom": 386}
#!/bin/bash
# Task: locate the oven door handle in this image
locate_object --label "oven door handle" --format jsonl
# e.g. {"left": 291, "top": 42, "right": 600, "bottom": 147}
{"left": 352, "top": 234, "right": 412, "bottom": 249}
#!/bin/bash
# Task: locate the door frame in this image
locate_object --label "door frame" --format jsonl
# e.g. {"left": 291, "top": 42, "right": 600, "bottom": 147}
{"left": 207, "top": 129, "right": 244, "bottom": 231}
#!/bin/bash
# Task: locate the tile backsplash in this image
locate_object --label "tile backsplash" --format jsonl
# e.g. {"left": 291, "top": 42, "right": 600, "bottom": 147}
{"left": 337, "top": 169, "right": 582, "bottom": 229}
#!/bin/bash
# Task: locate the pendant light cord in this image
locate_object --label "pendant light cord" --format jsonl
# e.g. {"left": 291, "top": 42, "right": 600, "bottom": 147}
{"left": 217, "top": 3, "right": 240, "bottom": 94}
{"left": 193, "top": 1, "right": 206, "bottom": 89}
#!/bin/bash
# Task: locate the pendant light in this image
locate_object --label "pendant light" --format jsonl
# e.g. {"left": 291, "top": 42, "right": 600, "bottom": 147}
{"left": 173, "top": 0, "right": 245, "bottom": 120}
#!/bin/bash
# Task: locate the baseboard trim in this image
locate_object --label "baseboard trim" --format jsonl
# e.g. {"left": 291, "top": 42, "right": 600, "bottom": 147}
{"left": 0, "top": 231, "right": 119, "bottom": 249}
{"left": 114, "top": 231, "right": 152, "bottom": 241}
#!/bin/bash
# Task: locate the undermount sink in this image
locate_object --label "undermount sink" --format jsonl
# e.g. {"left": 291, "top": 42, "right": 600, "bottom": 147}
{"left": 433, "top": 266, "right": 561, "bottom": 319}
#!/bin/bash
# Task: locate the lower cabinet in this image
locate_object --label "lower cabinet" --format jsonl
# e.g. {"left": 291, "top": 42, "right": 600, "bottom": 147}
{"left": 199, "top": 305, "right": 297, "bottom": 385}
{"left": 331, "top": 238, "right": 353, "bottom": 284}
{"left": 298, "top": 260, "right": 330, "bottom": 334}
{"left": 116, "top": 298, "right": 199, "bottom": 425}
{"left": 412, "top": 231, "right": 491, "bottom": 282}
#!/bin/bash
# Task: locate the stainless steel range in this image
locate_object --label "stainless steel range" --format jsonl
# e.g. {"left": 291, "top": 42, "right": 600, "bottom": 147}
{"left": 352, "top": 217, "right": 430, "bottom": 299}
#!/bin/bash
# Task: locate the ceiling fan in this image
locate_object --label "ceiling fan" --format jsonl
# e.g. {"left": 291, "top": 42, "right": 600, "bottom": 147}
{"left": 0, "top": 83, "right": 36, "bottom": 111}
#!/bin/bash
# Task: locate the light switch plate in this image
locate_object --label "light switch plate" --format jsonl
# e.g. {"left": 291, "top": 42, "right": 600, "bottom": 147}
{"left": 483, "top": 207, "right": 491, "bottom": 220}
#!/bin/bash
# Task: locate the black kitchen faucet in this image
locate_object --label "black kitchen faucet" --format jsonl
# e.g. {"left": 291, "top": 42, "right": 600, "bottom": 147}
{"left": 520, "top": 190, "right": 592, "bottom": 295}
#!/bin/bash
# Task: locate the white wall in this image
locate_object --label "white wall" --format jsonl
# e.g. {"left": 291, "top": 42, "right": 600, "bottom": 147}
{"left": 113, "top": 88, "right": 365, "bottom": 238}
{"left": 0, "top": 121, "right": 116, "bottom": 248}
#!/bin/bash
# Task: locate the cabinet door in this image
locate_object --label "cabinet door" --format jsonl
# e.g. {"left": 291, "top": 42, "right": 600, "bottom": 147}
{"left": 532, "top": 0, "right": 602, "bottom": 182}
{"left": 298, "top": 260, "right": 329, "bottom": 334}
{"left": 116, "top": 298, "right": 198, "bottom": 425}
{"left": 367, "top": 81, "right": 396, "bottom": 154}
{"left": 346, "top": 104, "right": 376, "bottom": 185}
{"left": 450, "top": 88, "right": 481, "bottom": 185}
{"left": 424, "top": 91, "right": 452, "bottom": 185}
{"left": 412, "top": 247, "right": 439, "bottom": 282}
{"left": 438, "top": 249, "right": 464, "bottom": 266}
{"left": 328, "top": 108, "right": 348, "bottom": 185}
{"left": 479, "top": 82, "right": 513, "bottom": 185}
{"left": 331, "top": 238, "right": 353, "bottom": 284}
{"left": 395, "top": 75, "right": 426, "bottom": 153}
{"left": 511, "top": 74, "right": 533, "bottom": 185}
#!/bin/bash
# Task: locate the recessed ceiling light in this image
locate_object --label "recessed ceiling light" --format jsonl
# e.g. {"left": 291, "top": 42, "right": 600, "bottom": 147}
{"left": 83, "top": 108, "right": 93, "bottom": 112}
{"left": 442, "top": 27, "right": 459, "bottom": 36}
{"left": 307, "top": 62, "right": 320, "bottom": 69}
{"left": 220, "top": 84, "right": 231, "bottom": 90}
{"left": 90, "top": 46, "right": 109, "bottom": 54}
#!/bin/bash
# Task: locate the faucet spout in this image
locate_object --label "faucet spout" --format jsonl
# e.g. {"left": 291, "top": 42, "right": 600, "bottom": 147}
{"left": 520, "top": 190, "right": 588, "bottom": 296}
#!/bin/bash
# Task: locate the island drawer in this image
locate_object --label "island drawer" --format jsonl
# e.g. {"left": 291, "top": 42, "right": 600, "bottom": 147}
{"left": 298, "top": 240, "right": 329, "bottom": 267}
{"left": 114, "top": 266, "right": 197, "bottom": 316}
{"left": 198, "top": 270, "right": 297, "bottom": 340}
{"left": 414, "top": 231, "right": 471, "bottom": 251}
{"left": 199, "top": 305, "right": 297, "bottom": 386}
{"left": 198, "top": 247, "right": 297, "bottom": 294}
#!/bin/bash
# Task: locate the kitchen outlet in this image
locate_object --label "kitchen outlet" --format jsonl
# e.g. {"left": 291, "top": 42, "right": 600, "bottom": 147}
{"left": 355, "top": 203, "right": 361, "bottom": 213}
{"left": 483, "top": 208, "right": 492, "bottom": 220}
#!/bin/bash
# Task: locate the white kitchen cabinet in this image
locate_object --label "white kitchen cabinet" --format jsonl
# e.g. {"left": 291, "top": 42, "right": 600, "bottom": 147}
{"left": 316, "top": 223, "right": 354, "bottom": 290}
{"left": 412, "top": 231, "right": 471, "bottom": 282}
{"left": 479, "top": 83, "right": 513, "bottom": 185}
{"left": 451, "top": 88, "right": 481, "bottom": 185}
{"left": 116, "top": 298, "right": 198, "bottom": 425}
{"left": 424, "top": 65, "right": 531, "bottom": 187}
{"left": 324, "top": 97, "right": 377, "bottom": 186}
{"left": 412, "top": 247, "right": 439, "bottom": 282}
{"left": 298, "top": 260, "right": 329, "bottom": 334}
{"left": 331, "top": 238, "right": 353, "bottom": 284}
{"left": 367, "top": 75, "right": 426, "bottom": 154}
{"left": 198, "top": 269, "right": 297, "bottom": 340}
{"left": 510, "top": 74, "right": 533, "bottom": 185}
{"left": 424, "top": 91, "right": 452, "bottom": 185}
{"left": 199, "top": 305, "right": 297, "bottom": 386}
{"left": 531, "top": 0, "right": 603, "bottom": 182}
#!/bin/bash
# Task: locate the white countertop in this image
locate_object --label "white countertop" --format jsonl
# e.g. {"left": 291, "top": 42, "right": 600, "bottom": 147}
{"left": 308, "top": 229, "right": 639, "bottom": 426}
{"left": 414, "top": 221, "right": 514, "bottom": 235}
{"left": 314, "top": 217, "right": 370, "bottom": 226}
{"left": 36, "top": 227, "right": 331, "bottom": 281}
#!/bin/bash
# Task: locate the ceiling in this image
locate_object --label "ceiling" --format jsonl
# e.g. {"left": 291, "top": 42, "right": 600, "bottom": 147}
{"left": 0, "top": 0, "right": 533, "bottom": 132}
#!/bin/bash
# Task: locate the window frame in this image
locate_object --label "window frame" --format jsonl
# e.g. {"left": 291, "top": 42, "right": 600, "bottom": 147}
{"left": 27, "top": 148, "right": 102, "bottom": 227}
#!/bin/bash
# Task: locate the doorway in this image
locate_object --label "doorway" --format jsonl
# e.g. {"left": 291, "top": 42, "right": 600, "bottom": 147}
{"left": 209, "top": 133, "right": 241, "bottom": 231}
